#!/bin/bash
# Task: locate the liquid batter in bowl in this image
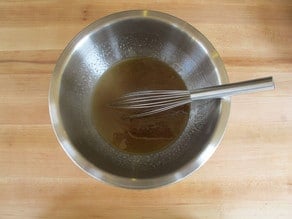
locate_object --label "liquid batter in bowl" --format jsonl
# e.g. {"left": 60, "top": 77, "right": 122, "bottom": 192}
{"left": 92, "top": 57, "right": 190, "bottom": 154}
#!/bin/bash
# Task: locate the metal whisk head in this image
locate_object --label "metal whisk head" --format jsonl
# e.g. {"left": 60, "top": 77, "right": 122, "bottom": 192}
{"left": 110, "top": 90, "right": 192, "bottom": 118}
{"left": 110, "top": 77, "right": 274, "bottom": 118}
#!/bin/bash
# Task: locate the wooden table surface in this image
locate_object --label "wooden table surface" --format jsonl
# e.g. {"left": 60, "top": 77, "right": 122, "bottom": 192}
{"left": 1, "top": 1, "right": 291, "bottom": 218}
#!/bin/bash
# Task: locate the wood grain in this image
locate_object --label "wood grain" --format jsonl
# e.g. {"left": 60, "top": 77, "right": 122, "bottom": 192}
{"left": 0, "top": 1, "right": 291, "bottom": 218}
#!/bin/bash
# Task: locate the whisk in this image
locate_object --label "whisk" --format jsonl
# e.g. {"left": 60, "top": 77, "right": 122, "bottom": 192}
{"left": 110, "top": 77, "right": 274, "bottom": 118}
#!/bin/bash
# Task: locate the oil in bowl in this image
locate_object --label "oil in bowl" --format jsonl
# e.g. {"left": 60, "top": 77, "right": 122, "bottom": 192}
{"left": 91, "top": 57, "right": 190, "bottom": 154}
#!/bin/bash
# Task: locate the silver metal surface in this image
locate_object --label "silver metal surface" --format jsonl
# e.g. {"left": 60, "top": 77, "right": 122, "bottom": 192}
{"left": 111, "top": 77, "right": 274, "bottom": 118}
{"left": 49, "top": 10, "right": 231, "bottom": 189}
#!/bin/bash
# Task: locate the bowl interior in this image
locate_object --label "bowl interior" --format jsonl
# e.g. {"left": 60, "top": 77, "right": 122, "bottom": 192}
{"left": 51, "top": 11, "right": 229, "bottom": 188}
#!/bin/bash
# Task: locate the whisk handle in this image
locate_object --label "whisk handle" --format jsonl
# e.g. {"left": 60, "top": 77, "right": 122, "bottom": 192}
{"left": 190, "top": 77, "right": 274, "bottom": 100}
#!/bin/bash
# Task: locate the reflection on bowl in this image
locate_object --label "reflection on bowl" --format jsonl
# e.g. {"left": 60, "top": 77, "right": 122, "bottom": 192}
{"left": 49, "top": 10, "right": 230, "bottom": 189}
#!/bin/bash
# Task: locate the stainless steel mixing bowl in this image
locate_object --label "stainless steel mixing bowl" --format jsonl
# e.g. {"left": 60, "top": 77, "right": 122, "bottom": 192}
{"left": 49, "top": 10, "right": 230, "bottom": 189}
